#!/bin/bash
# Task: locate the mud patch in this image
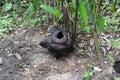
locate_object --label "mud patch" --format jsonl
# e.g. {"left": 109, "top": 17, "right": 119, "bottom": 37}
{"left": 0, "top": 27, "right": 119, "bottom": 80}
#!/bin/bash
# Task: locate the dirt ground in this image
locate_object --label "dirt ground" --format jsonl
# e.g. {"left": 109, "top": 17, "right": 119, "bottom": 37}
{"left": 0, "top": 26, "right": 120, "bottom": 80}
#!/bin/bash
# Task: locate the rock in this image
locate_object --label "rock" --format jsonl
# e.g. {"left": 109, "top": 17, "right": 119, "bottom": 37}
{"left": 46, "top": 72, "right": 73, "bottom": 80}
{"left": 14, "top": 53, "right": 22, "bottom": 60}
{"left": 100, "top": 47, "right": 107, "bottom": 56}
{"left": 93, "top": 66, "right": 102, "bottom": 72}
{"left": 90, "top": 38, "right": 94, "bottom": 46}
{"left": 23, "top": 68, "right": 36, "bottom": 80}
{"left": 0, "top": 57, "right": 3, "bottom": 65}
{"left": 39, "top": 27, "right": 74, "bottom": 58}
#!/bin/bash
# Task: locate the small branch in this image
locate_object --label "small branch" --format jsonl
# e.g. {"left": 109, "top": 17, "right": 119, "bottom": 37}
{"left": 93, "top": 21, "right": 102, "bottom": 60}
{"left": 73, "top": 0, "right": 79, "bottom": 41}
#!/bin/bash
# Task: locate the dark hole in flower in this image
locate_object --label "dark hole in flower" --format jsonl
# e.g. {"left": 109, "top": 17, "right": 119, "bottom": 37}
{"left": 57, "top": 31, "right": 64, "bottom": 39}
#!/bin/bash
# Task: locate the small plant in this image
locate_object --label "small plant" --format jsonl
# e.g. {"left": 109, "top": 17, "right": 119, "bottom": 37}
{"left": 115, "top": 77, "right": 120, "bottom": 80}
{"left": 82, "top": 64, "right": 94, "bottom": 80}
{"left": 0, "top": 15, "right": 13, "bottom": 37}
{"left": 40, "top": 5, "right": 62, "bottom": 20}
{"left": 109, "top": 38, "right": 120, "bottom": 48}
{"left": 108, "top": 55, "right": 115, "bottom": 63}
{"left": 0, "top": 0, "right": 39, "bottom": 38}
{"left": 78, "top": 49, "right": 84, "bottom": 54}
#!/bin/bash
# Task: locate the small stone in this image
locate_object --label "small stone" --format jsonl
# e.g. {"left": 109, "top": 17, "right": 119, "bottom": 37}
{"left": 26, "top": 47, "right": 32, "bottom": 51}
{"left": 101, "top": 47, "right": 107, "bottom": 56}
{"left": 106, "top": 44, "right": 112, "bottom": 51}
{"left": 7, "top": 53, "right": 13, "bottom": 57}
{"left": 81, "top": 65, "right": 84, "bottom": 68}
{"left": 15, "top": 53, "right": 22, "bottom": 60}
{"left": 90, "top": 38, "right": 94, "bottom": 46}
{"left": 0, "top": 68, "right": 2, "bottom": 71}
{"left": 104, "top": 61, "right": 108, "bottom": 64}
{"left": 54, "top": 66, "right": 58, "bottom": 69}
{"left": 77, "top": 60, "right": 81, "bottom": 63}
{"left": 0, "top": 57, "right": 3, "bottom": 65}
{"left": 78, "top": 43, "right": 85, "bottom": 48}
{"left": 93, "top": 66, "right": 102, "bottom": 72}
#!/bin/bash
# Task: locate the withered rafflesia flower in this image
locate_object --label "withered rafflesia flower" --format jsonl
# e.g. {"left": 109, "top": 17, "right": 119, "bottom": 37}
{"left": 39, "top": 27, "right": 74, "bottom": 58}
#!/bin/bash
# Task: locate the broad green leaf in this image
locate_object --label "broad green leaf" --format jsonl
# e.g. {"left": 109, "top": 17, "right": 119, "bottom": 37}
{"left": 58, "top": 14, "right": 63, "bottom": 20}
{"left": 97, "top": 14, "right": 105, "bottom": 32}
{"left": 71, "top": 5, "right": 76, "bottom": 18}
{"left": 33, "top": 0, "right": 38, "bottom": 12}
{"left": 40, "top": 0, "right": 45, "bottom": 4}
{"left": 71, "top": 0, "right": 75, "bottom": 4}
{"left": 78, "top": 23, "right": 90, "bottom": 33}
{"left": 54, "top": 10, "right": 61, "bottom": 19}
{"left": 85, "top": 4, "right": 94, "bottom": 24}
{"left": 114, "top": 43, "right": 120, "bottom": 48}
{"left": 115, "top": 38, "right": 120, "bottom": 42}
{"left": 111, "top": 0, "right": 118, "bottom": 13}
{"left": 113, "top": 38, "right": 120, "bottom": 48}
{"left": 40, "top": 5, "right": 55, "bottom": 14}
{"left": 109, "top": 38, "right": 120, "bottom": 48}
{"left": 78, "top": 22, "right": 86, "bottom": 29}
{"left": 84, "top": 26, "right": 91, "bottom": 33}
{"left": 78, "top": 2, "right": 88, "bottom": 25}
{"left": 2, "top": 3, "right": 12, "bottom": 12}
{"left": 89, "top": 71, "right": 94, "bottom": 76}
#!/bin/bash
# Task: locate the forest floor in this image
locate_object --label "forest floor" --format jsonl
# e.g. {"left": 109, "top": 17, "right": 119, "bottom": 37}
{"left": 0, "top": 26, "right": 120, "bottom": 80}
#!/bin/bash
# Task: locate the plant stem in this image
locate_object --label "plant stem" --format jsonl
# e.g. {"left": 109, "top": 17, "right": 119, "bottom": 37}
{"left": 73, "top": 0, "right": 79, "bottom": 41}
{"left": 93, "top": 0, "right": 103, "bottom": 60}
{"left": 56, "top": 0, "right": 60, "bottom": 10}
{"left": 93, "top": 25, "right": 102, "bottom": 60}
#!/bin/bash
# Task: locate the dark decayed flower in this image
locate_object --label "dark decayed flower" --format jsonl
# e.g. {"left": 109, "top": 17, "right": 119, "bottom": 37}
{"left": 39, "top": 27, "right": 74, "bottom": 58}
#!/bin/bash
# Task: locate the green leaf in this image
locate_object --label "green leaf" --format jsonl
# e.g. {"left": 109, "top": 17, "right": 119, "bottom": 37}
{"left": 59, "top": 14, "right": 63, "bottom": 20}
{"left": 0, "top": 32, "right": 4, "bottom": 36}
{"left": 40, "top": 5, "right": 55, "bottom": 14}
{"left": 78, "top": 22, "right": 86, "bottom": 28}
{"left": 89, "top": 71, "right": 94, "bottom": 76}
{"left": 97, "top": 14, "right": 105, "bottom": 32}
{"left": 40, "top": 0, "right": 45, "bottom": 4}
{"left": 54, "top": 10, "right": 61, "bottom": 19}
{"left": 113, "top": 38, "right": 120, "bottom": 48}
{"left": 108, "top": 55, "right": 115, "bottom": 63}
{"left": 33, "top": 0, "right": 38, "bottom": 12}
{"left": 109, "top": 38, "right": 120, "bottom": 48}
{"left": 78, "top": 2, "right": 88, "bottom": 25}
{"left": 2, "top": 3, "right": 12, "bottom": 12}
{"left": 78, "top": 23, "right": 91, "bottom": 33}
{"left": 84, "top": 26, "right": 91, "bottom": 33}
{"left": 85, "top": 4, "right": 95, "bottom": 24}
{"left": 115, "top": 77, "right": 120, "bottom": 80}
{"left": 71, "top": 0, "right": 75, "bottom": 4}
{"left": 115, "top": 38, "right": 120, "bottom": 42}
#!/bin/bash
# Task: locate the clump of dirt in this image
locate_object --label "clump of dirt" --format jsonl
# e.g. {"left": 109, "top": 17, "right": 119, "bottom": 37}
{"left": 0, "top": 27, "right": 119, "bottom": 80}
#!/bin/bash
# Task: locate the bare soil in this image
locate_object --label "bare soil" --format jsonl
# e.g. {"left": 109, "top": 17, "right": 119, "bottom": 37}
{"left": 0, "top": 26, "right": 120, "bottom": 80}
